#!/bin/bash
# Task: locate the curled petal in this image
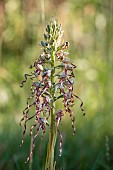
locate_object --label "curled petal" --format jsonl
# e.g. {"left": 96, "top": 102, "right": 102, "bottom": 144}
{"left": 73, "top": 94, "right": 86, "bottom": 116}
{"left": 19, "top": 102, "right": 35, "bottom": 126}
{"left": 20, "top": 74, "right": 33, "bottom": 87}
{"left": 57, "top": 128, "right": 63, "bottom": 156}
{"left": 55, "top": 110, "right": 64, "bottom": 156}
{"left": 25, "top": 137, "right": 35, "bottom": 163}
{"left": 66, "top": 108, "right": 76, "bottom": 135}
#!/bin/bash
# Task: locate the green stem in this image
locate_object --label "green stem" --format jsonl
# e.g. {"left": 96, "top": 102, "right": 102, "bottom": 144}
{"left": 45, "top": 51, "right": 57, "bottom": 170}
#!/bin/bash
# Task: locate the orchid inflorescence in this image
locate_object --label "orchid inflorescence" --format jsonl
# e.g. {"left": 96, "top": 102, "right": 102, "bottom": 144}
{"left": 20, "top": 17, "right": 85, "bottom": 164}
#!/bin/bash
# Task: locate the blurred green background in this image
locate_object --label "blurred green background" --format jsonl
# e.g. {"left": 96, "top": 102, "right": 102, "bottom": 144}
{"left": 0, "top": 0, "right": 113, "bottom": 169}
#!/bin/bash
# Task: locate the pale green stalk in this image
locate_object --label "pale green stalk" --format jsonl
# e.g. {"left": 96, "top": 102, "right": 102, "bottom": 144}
{"left": 45, "top": 51, "right": 57, "bottom": 170}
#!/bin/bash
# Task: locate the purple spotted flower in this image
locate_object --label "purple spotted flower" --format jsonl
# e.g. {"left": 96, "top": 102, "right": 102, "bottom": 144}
{"left": 20, "top": 17, "right": 85, "bottom": 167}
